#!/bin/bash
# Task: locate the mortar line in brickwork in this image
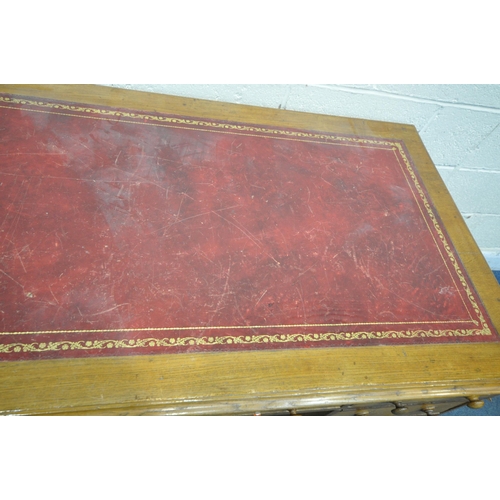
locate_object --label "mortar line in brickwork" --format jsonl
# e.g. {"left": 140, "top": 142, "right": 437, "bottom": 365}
{"left": 456, "top": 167, "right": 500, "bottom": 174}
{"left": 417, "top": 106, "right": 443, "bottom": 134}
{"left": 463, "top": 213, "right": 500, "bottom": 218}
{"left": 436, "top": 166, "right": 500, "bottom": 174}
{"left": 314, "top": 85, "right": 500, "bottom": 114}
{"left": 462, "top": 122, "right": 500, "bottom": 156}
{"left": 279, "top": 85, "right": 292, "bottom": 110}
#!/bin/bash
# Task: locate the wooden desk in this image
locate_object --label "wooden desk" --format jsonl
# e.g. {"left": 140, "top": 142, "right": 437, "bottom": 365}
{"left": 0, "top": 85, "right": 499, "bottom": 415}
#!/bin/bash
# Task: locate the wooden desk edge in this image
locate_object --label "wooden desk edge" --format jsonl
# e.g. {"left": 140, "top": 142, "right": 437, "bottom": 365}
{"left": 1, "top": 84, "right": 499, "bottom": 416}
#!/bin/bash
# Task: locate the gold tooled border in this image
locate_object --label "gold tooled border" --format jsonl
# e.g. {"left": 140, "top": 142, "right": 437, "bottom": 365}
{"left": 0, "top": 96, "right": 396, "bottom": 147}
{"left": 0, "top": 327, "right": 493, "bottom": 354}
{"left": 394, "top": 143, "right": 490, "bottom": 330}
{"left": 0, "top": 95, "right": 495, "bottom": 355}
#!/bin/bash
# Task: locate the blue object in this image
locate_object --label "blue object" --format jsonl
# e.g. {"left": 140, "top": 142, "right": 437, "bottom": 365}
{"left": 443, "top": 268, "right": 500, "bottom": 415}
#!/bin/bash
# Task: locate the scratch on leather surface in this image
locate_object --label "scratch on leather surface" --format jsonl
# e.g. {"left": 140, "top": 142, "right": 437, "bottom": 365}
{"left": 0, "top": 94, "right": 497, "bottom": 361}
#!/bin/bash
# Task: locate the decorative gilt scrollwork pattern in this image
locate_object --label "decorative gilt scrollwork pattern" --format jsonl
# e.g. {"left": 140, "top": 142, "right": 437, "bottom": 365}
{"left": 393, "top": 143, "right": 491, "bottom": 337}
{"left": 0, "top": 96, "right": 396, "bottom": 146}
{"left": 0, "top": 326, "right": 493, "bottom": 354}
{"left": 0, "top": 94, "right": 495, "bottom": 356}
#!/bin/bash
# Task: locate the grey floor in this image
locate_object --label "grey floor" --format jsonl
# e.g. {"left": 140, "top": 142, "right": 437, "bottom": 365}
{"left": 443, "top": 269, "right": 500, "bottom": 416}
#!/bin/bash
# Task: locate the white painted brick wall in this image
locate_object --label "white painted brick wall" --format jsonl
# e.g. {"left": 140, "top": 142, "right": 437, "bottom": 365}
{"left": 419, "top": 107, "right": 499, "bottom": 166}
{"left": 103, "top": 84, "right": 500, "bottom": 268}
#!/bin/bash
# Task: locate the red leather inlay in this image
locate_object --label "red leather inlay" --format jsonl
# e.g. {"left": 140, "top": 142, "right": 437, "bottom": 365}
{"left": 0, "top": 95, "right": 497, "bottom": 360}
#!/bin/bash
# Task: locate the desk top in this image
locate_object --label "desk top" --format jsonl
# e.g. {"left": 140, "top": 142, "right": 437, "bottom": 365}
{"left": 0, "top": 85, "right": 499, "bottom": 415}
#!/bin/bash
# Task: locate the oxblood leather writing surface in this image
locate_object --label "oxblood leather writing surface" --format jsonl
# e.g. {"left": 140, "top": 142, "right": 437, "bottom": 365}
{"left": 0, "top": 94, "right": 498, "bottom": 361}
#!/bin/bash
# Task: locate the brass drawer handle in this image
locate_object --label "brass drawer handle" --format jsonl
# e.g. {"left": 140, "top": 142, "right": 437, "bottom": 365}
{"left": 422, "top": 404, "right": 440, "bottom": 416}
{"left": 392, "top": 402, "right": 409, "bottom": 415}
{"left": 355, "top": 409, "right": 370, "bottom": 416}
{"left": 467, "top": 396, "right": 484, "bottom": 409}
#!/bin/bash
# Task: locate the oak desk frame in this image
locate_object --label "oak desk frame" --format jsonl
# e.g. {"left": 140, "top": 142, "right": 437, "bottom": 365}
{"left": 0, "top": 84, "right": 499, "bottom": 416}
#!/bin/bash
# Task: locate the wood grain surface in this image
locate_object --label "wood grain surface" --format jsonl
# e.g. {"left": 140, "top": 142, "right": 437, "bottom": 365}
{"left": 0, "top": 84, "right": 499, "bottom": 415}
